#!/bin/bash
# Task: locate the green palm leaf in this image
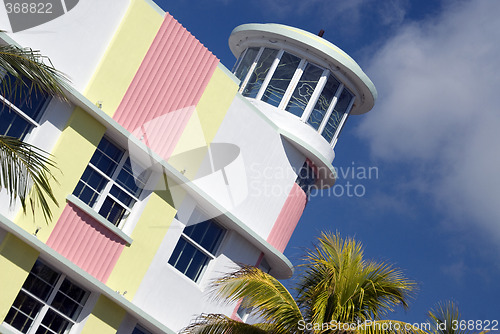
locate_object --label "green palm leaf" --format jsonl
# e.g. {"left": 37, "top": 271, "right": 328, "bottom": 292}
{"left": 181, "top": 314, "right": 277, "bottom": 334}
{"left": 0, "top": 43, "right": 69, "bottom": 102}
{"left": 0, "top": 135, "right": 59, "bottom": 222}
{"left": 427, "top": 301, "right": 489, "bottom": 334}
{"left": 0, "top": 41, "right": 69, "bottom": 222}
{"left": 210, "top": 266, "right": 304, "bottom": 334}
{"left": 296, "top": 232, "right": 416, "bottom": 325}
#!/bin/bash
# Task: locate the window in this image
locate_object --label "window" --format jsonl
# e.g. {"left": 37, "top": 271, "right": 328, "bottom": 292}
{"left": 233, "top": 48, "right": 356, "bottom": 146}
{"left": 241, "top": 48, "right": 279, "bottom": 98}
{"left": 261, "top": 52, "right": 301, "bottom": 107}
{"left": 132, "top": 324, "right": 152, "bottom": 334}
{"left": 3, "top": 260, "right": 89, "bottom": 334}
{"left": 307, "top": 74, "right": 341, "bottom": 130}
{"left": 285, "top": 63, "right": 323, "bottom": 117}
{"left": 233, "top": 47, "right": 260, "bottom": 83}
{"left": 296, "top": 162, "right": 316, "bottom": 198}
{"left": 168, "top": 211, "right": 225, "bottom": 282}
{"left": 73, "top": 136, "right": 150, "bottom": 228}
{"left": 321, "top": 88, "right": 353, "bottom": 143}
{"left": 0, "top": 72, "right": 50, "bottom": 140}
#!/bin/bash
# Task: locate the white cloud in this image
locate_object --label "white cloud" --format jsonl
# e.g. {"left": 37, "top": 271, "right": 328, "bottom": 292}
{"left": 358, "top": 0, "right": 500, "bottom": 238}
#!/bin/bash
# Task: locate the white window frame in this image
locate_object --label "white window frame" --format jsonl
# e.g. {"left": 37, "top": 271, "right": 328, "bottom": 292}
{"left": 74, "top": 137, "right": 151, "bottom": 229}
{"left": 234, "top": 47, "right": 357, "bottom": 145}
{"left": 3, "top": 261, "right": 90, "bottom": 334}
{"left": 168, "top": 208, "right": 226, "bottom": 283}
{"left": 0, "top": 73, "right": 51, "bottom": 141}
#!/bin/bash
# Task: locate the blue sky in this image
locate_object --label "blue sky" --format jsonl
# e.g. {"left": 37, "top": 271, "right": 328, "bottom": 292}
{"left": 157, "top": 0, "right": 500, "bottom": 326}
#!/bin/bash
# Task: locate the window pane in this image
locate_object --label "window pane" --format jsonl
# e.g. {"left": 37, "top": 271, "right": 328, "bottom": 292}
{"left": 2, "top": 72, "right": 49, "bottom": 121}
{"left": 73, "top": 181, "right": 100, "bottom": 207}
{"left": 73, "top": 166, "right": 108, "bottom": 207}
{"left": 285, "top": 63, "right": 323, "bottom": 117}
{"left": 185, "top": 248, "right": 209, "bottom": 282}
{"left": 234, "top": 47, "right": 260, "bottom": 83}
{"left": 295, "top": 162, "right": 316, "bottom": 197}
{"left": 168, "top": 237, "right": 210, "bottom": 282}
{"left": 4, "top": 291, "right": 43, "bottom": 333}
{"left": 261, "top": 52, "right": 301, "bottom": 107}
{"left": 184, "top": 220, "right": 224, "bottom": 254}
{"left": 90, "top": 137, "right": 124, "bottom": 176}
{"left": 307, "top": 74, "right": 341, "bottom": 130}
{"left": 23, "top": 261, "right": 60, "bottom": 301}
{"left": 321, "top": 88, "right": 353, "bottom": 143}
{"left": 110, "top": 185, "right": 135, "bottom": 208}
{"left": 99, "top": 196, "right": 128, "bottom": 226}
{"left": 0, "top": 104, "right": 34, "bottom": 139}
{"left": 37, "top": 308, "right": 72, "bottom": 334}
{"left": 5, "top": 260, "right": 89, "bottom": 334}
{"left": 51, "top": 280, "right": 87, "bottom": 320}
{"left": 132, "top": 326, "right": 152, "bottom": 334}
{"left": 116, "top": 158, "right": 148, "bottom": 198}
{"left": 242, "top": 48, "right": 278, "bottom": 98}
{"left": 169, "top": 237, "right": 194, "bottom": 272}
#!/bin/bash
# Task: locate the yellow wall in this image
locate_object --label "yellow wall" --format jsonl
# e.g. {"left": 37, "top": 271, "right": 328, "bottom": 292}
{"left": 14, "top": 107, "right": 106, "bottom": 242}
{"left": 84, "top": 0, "right": 164, "bottom": 117}
{"left": 0, "top": 234, "right": 39, "bottom": 322}
{"left": 80, "top": 295, "right": 126, "bottom": 334}
{"left": 196, "top": 67, "right": 239, "bottom": 144}
{"left": 105, "top": 176, "right": 184, "bottom": 300}
{"left": 107, "top": 67, "right": 238, "bottom": 296}
{"left": 168, "top": 67, "right": 239, "bottom": 179}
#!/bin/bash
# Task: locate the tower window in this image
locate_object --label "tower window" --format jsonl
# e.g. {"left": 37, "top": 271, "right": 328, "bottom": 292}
{"left": 233, "top": 47, "right": 356, "bottom": 146}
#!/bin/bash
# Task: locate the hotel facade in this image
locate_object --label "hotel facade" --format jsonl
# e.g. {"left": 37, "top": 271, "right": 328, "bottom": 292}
{"left": 0, "top": 1, "right": 376, "bottom": 333}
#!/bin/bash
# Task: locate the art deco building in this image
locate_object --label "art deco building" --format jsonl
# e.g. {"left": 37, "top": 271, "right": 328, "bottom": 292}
{"left": 0, "top": 1, "right": 376, "bottom": 333}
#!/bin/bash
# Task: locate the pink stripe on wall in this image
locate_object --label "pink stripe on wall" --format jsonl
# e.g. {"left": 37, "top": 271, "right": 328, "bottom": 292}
{"left": 267, "top": 183, "right": 307, "bottom": 253}
{"left": 46, "top": 203, "right": 126, "bottom": 282}
{"left": 113, "top": 13, "right": 219, "bottom": 161}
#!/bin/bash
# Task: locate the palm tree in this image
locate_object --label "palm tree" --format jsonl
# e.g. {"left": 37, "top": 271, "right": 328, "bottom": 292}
{"left": 296, "top": 232, "right": 415, "bottom": 325}
{"left": 0, "top": 42, "right": 69, "bottom": 222}
{"left": 182, "top": 232, "right": 421, "bottom": 334}
{"left": 427, "top": 302, "right": 489, "bottom": 334}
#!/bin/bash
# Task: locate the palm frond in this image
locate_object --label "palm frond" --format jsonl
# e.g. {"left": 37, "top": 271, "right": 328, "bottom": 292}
{"left": 427, "top": 301, "right": 487, "bottom": 334}
{"left": 181, "top": 314, "right": 275, "bottom": 334}
{"left": 296, "top": 232, "right": 416, "bottom": 325}
{"left": 210, "top": 266, "right": 304, "bottom": 334}
{"left": 0, "top": 135, "right": 59, "bottom": 222}
{"left": 0, "top": 44, "right": 69, "bottom": 102}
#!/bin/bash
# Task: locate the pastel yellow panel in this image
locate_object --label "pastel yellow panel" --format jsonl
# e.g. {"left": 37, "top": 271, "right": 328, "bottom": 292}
{"left": 168, "top": 67, "right": 239, "bottom": 178}
{"left": 84, "top": 0, "right": 164, "bottom": 117}
{"left": 80, "top": 295, "right": 126, "bottom": 334}
{"left": 105, "top": 177, "right": 183, "bottom": 300}
{"left": 14, "top": 107, "right": 106, "bottom": 242}
{"left": 0, "top": 234, "right": 38, "bottom": 322}
{"left": 196, "top": 66, "right": 238, "bottom": 144}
